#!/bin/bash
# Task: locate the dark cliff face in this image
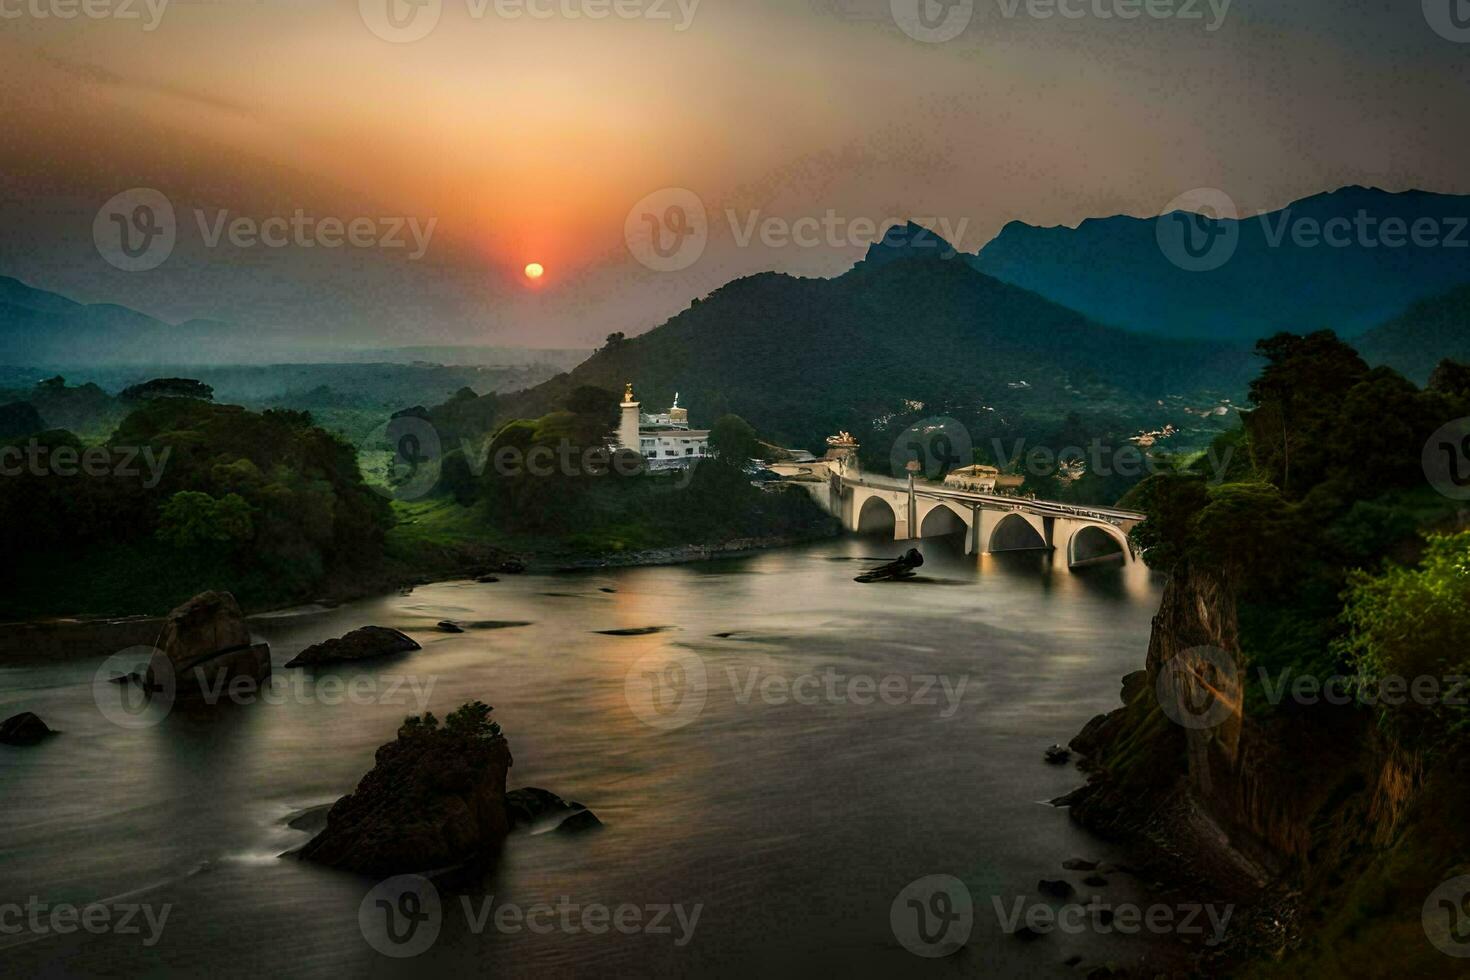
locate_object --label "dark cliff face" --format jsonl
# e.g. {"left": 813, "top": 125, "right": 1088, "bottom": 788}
{"left": 1065, "top": 566, "right": 1467, "bottom": 973}
{"left": 1070, "top": 566, "right": 1422, "bottom": 878}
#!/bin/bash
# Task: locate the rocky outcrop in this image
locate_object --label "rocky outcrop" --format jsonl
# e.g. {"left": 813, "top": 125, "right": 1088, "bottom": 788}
{"left": 505, "top": 787, "right": 603, "bottom": 834}
{"left": 147, "top": 591, "right": 271, "bottom": 699}
{"left": 285, "top": 626, "right": 420, "bottom": 667}
{"left": 298, "top": 703, "right": 512, "bottom": 876}
{"left": 1062, "top": 564, "right": 1453, "bottom": 971}
{"left": 0, "top": 712, "right": 53, "bottom": 745}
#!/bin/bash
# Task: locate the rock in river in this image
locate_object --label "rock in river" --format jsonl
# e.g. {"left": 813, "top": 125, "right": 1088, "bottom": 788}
{"left": 147, "top": 591, "right": 271, "bottom": 699}
{"left": 286, "top": 626, "right": 420, "bottom": 667}
{"left": 298, "top": 702, "right": 512, "bottom": 876}
{"left": 505, "top": 787, "right": 603, "bottom": 834}
{"left": 0, "top": 712, "right": 54, "bottom": 745}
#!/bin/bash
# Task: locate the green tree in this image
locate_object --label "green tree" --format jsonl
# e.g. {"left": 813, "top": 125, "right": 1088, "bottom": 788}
{"left": 156, "top": 491, "right": 254, "bottom": 549}
{"left": 1337, "top": 531, "right": 1470, "bottom": 741}
{"left": 708, "top": 414, "right": 759, "bottom": 467}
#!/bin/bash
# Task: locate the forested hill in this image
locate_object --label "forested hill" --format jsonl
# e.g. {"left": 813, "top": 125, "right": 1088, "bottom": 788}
{"left": 492, "top": 251, "right": 1255, "bottom": 451}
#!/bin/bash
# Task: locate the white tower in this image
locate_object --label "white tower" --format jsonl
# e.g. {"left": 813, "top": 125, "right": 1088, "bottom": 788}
{"left": 619, "top": 382, "right": 641, "bottom": 452}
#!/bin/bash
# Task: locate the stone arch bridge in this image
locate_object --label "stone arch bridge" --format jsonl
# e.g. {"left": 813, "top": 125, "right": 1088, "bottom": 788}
{"left": 824, "top": 475, "right": 1145, "bottom": 568}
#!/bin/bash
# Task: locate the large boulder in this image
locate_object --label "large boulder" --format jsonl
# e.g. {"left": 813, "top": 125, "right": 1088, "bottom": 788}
{"left": 0, "top": 712, "right": 53, "bottom": 745}
{"left": 147, "top": 591, "right": 271, "bottom": 700}
{"left": 298, "top": 702, "right": 512, "bottom": 876}
{"left": 285, "top": 626, "right": 420, "bottom": 668}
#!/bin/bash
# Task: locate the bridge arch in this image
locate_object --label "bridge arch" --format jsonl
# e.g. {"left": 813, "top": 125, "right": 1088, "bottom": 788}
{"left": 856, "top": 495, "right": 899, "bottom": 536}
{"left": 1066, "top": 523, "right": 1131, "bottom": 567}
{"left": 918, "top": 501, "right": 969, "bottom": 539}
{"left": 987, "top": 512, "right": 1049, "bottom": 553}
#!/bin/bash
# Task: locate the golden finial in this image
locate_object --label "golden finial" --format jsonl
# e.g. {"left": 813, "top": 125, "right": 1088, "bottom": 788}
{"left": 624, "top": 382, "right": 635, "bottom": 402}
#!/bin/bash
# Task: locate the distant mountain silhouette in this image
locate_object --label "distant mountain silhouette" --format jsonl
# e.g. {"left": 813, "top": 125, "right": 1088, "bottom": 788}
{"left": 497, "top": 248, "right": 1254, "bottom": 449}
{"left": 1357, "top": 283, "right": 1470, "bottom": 384}
{"left": 0, "top": 276, "right": 250, "bottom": 366}
{"left": 971, "top": 187, "right": 1470, "bottom": 342}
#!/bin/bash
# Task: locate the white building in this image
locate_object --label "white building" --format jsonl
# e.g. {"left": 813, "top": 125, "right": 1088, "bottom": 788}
{"left": 619, "top": 384, "right": 710, "bottom": 469}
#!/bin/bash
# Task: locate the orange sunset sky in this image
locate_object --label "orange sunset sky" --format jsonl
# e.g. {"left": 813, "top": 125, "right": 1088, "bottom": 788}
{"left": 1, "top": 0, "right": 1466, "bottom": 349}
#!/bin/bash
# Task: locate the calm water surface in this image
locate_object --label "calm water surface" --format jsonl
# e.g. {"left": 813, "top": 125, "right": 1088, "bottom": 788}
{"left": 1, "top": 537, "right": 1183, "bottom": 977}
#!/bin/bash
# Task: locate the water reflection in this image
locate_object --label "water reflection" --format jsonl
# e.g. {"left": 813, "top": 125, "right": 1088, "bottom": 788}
{"left": 0, "top": 537, "right": 1169, "bottom": 978}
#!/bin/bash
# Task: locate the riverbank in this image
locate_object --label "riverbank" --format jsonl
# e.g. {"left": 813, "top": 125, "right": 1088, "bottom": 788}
{"left": 0, "top": 523, "right": 841, "bottom": 658}
{"left": 1056, "top": 564, "right": 1470, "bottom": 977}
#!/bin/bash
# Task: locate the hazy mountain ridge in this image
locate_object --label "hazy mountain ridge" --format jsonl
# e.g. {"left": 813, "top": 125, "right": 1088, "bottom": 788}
{"left": 496, "top": 249, "right": 1256, "bottom": 450}
{"left": 1355, "top": 282, "right": 1470, "bottom": 384}
{"left": 972, "top": 186, "right": 1470, "bottom": 341}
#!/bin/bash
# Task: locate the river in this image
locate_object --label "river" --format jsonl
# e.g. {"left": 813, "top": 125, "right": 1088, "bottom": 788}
{"left": 0, "top": 536, "right": 1189, "bottom": 977}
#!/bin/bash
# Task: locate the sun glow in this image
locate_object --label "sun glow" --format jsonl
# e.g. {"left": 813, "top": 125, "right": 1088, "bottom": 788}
{"left": 524, "top": 262, "right": 545, "bottom": 280}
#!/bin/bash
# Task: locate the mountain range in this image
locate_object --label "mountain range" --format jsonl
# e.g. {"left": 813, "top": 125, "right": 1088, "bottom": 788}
{"left": 494, "top": 247, "right": 1255, "bottom": 450}
{"left": 971, "top": 186, "right": 1470, "bottom": 342}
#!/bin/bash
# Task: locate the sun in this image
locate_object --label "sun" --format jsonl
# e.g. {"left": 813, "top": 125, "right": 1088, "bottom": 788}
{"left": 524, "top": 262, "right": 545, "bottom": 280}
